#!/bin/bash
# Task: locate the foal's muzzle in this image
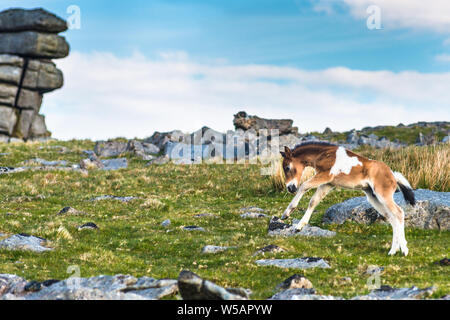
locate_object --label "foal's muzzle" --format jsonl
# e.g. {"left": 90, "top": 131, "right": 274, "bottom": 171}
{"left": 287, "top": 184, "right": 297, "bottom": 194}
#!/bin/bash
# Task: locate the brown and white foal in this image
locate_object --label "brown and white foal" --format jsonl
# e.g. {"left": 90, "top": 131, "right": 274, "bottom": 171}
{"left": 280, "top": 142, "right": 415, "bottom": 256}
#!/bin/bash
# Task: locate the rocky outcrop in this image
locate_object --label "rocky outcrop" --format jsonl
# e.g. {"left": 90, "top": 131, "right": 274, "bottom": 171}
{"left": 0, "top": 8, "right": 69, "bottom": 142}
{"left": 323, "top": 189, "right": 450, "bottom": 230}
{"left": 233, "top": 111, "right": 298, "bottom": 135}
{"left": 268, "top": 216, "right": 336, "bottom": 237}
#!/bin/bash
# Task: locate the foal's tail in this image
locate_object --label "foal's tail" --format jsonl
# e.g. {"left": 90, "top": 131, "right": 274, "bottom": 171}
{"left": 393, "top": 171, "right": 416, "bottom": 206}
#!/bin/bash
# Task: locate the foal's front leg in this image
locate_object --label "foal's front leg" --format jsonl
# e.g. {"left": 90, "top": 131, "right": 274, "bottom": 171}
{"left": 293, "top": 184, "right": 333, "bottom": 230}
{"left": 281, "top": 186, "right": 307, "bottom": 220}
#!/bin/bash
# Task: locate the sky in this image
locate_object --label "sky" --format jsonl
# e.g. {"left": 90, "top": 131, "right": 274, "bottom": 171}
{"left": 1, "top": 0, "right": 450, "bottom": 140}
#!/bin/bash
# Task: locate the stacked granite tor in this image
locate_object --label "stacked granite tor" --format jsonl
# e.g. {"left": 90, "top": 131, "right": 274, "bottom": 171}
{"left": 0, "top": 8, "right": 69, "bottom": 142}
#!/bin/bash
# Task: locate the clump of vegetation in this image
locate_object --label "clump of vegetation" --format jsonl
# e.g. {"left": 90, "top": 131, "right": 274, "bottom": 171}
{"left": 359, "top": 144, "right": 450, "bottom": 192}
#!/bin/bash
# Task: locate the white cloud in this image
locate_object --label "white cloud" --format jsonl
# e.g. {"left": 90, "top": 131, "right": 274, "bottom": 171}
{"left": 312, "top": 0, "right": 450, "bottom": 33}
{"left": 43, "top": 51, "right": 450, "bottom": 140}
{"left": 436, "top": 53, "right": 450, "bottom": 62}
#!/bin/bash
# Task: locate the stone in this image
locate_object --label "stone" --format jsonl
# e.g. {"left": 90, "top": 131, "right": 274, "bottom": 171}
{"left": 13, "top": 109, "right": 36, "bottom": 139}
{"left": 183, "top": 226, "right": 205, "bottom": 232}
{"left": 434, "top": 258, "right": 449, "bottom": 266}
{"left": 365, "top": 265, "right": 384, "bottom": 275}
{"left": 255, "top": 257, "right": 331, "bottom": 269}
{"left": 353, "top": 286, "right": 436, "bottom": 300}
{"left": 0, "top": 234, "right": 52, "bottom": 252}
{"left": 177, "top": 270, "right": 248, "bottom": 300}
{"left": 90, "top": 195, "right": 138, "bottom": 203}
{"left": 233, "top": 111, "right": 298, "bottom": 136}
{"left": 144, "top": 130, "right": 189, "bottom": 151}
{"left": 146, "top": 155, "right": 170, "bottom": 165}
{"left": 442, "top": 136, "right": 450, "bottom": 143}
{"left": 23, "top": 59, "right": 63, "bottom": 93}
{"left": 77, "top": 223, "right": 99, "bottom": 231}
{"left": 94, "top": 141, "right": 128, "bottom": 158}
{"left": 346, "top": 130, "right": 358, "bottom": 144}
{"left": 0, "top": 83, "right": 17, "bottom": 106}
{"left": 268, "top": 216, "right": 336, "bottom": 237}
{"left": 0, "top": 105, "right": 17, "bottom": 135}
{"left": 240, "top": 212, "right": 268, "bottom": 219}
{"left": 0, "top": 8, "right": 68, "bottom": 33}
{"left": 0, "top": 64, "right": 22, "bottom": 85}
{"left": 0, "top": 54, "right": 24, "bottom": 67}
{"left": 3, "top": 275, "right": 178, "bottom": 300}
{"left": 0, "top": 274, "right": 28, "bottom": 297}
{"left": 0, "top": 31, "right": 69, "bottom": 59}
{"left": 58, "top": 207, "right": 87, "bottom": 216}
{"left": 269, "top": 288, "right": 341, "bottom": 300}
{"left": 239, "top": 206, "right": 265, "bottom": 213}
{"left": 161, "top": 219, "right": 171, "bottom": 227}
{"left": 0, "top": 166, "right": 26, "bottom": 174}
{"left": 29, "top": 114, "right": 50, "bottom": 138}
{"left": 253, "top": 244, "right": 287, "bottom": 256}
{"left": 101, "top": 158, "right": 128, "bottom": 170}
{"left": 276, "top": 274, "right": 314, "bottom": 291}
{"left": 201, "top": 245, "right": 235, "bottom": 254}
{"left": 25, "top": 158, "right": 68, "bottom": 167}
{"left": 323, "top": 189, "right": 450, "bottom": 230}
{"left": 323, "top": 127, "right": 333, "bottom": 134}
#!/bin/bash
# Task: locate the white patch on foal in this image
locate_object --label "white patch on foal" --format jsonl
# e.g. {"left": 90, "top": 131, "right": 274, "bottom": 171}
{"left": 330, "top": 147, "right": 362, "bottom": 176}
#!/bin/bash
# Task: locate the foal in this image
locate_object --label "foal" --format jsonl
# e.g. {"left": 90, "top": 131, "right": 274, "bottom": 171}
{"left": 280, "top": 142, "right": 415, "bottom": 256}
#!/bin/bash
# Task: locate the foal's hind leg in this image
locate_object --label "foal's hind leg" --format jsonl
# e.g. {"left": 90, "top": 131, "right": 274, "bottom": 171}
{"left": 364, "top": 189, "right": 400, "bottom": 255}
{"left": 382, "top": 198, "right": 408, "bottom": 256}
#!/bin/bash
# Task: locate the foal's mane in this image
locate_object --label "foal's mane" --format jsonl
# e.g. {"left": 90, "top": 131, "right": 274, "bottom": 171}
{"left": 291, "top": 141, "right": 337, "bottom": 152}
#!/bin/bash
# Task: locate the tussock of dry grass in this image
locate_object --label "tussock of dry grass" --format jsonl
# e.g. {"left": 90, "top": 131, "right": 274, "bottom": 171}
{"left": 270, "top": 145, "right": 449, "bottom": 192}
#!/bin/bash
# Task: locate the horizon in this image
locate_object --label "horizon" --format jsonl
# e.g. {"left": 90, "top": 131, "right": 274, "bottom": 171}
{"left": 1, "top": 1, "right": 449, "bottom": 140}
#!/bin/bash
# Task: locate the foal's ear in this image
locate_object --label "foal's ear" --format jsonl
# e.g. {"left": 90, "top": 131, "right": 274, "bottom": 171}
{"left": 280, "top": 151, "right": 286, "bottom": 158}
{"left": 284, "top": 146, "right": 292, "bottom": 158}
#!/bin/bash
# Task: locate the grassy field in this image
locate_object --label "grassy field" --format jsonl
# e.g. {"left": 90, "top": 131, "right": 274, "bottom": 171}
{"left": 0, "top": 140, "right": 449, "bottom": 299}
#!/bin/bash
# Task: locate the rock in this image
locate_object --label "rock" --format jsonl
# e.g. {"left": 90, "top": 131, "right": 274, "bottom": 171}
{"left": 0, "top": 166, "right": 25, "bottom": 174}
{"left": 13, "top": 109, "right": 36, "bottom": 138}
{"left": 90, "top": 195, "right": 138, "bottom": 203}
{"left": 126, "top": 140, "right": 153, "bottom": 160}
{"left": 177, "top": 270, "right": 248, "bottom": 300}
{"left": 101, "top": 158, "right": 128, "bottom": 170}
{"left": 0, "top": 274, "right": 28, "bottom": 297}
{"left": 17, "top": 88, "right": 43, "bottom": 110}
{"left": 0, "top": 83, "right": 17, "bottom": 106}
{"left": 0, "top": 54, "right": 24, "bottom": 67}
{"left": 239, "top": 206, "right": 265, "bottom": 213}
{"left": 0, "top": 31, "right": 69, "bottom": 59}
{"left": 253, "top": 244, "right": 287, "bottom": 256}
{"left": 4, "top": 275, "right": 179, "bottom": 300}
{"left": 365, "top": 265, "right": 384, "bottom": 275}
{"left": 323, "top": 189, "right": 450, "bottom": 230}
{"left": 0, "top": 105, "right": 17, "bottom": 135}
{"left": 201, "top": 245, "right": 235, "bottom": 254}
{"left": 80, "top": 158, "right": 103, "bottom": 170}
{"left": 233, "top": 111, "right": 298, "bottom": 136}
{"left": 276, "top": 274, "right": 314, "bottom": 291}
{"left": 353, "top": 286, "right": 436, "bottom": 300}
{"left": 323, "top": 127, "right": 333, "bottom": 134}
{"left": 29, "top": 114, "right": 50, "bottom": 138}
{"left": 0, "top": 62, "right": 22, "bottom": 85}
{"left": 25, "top": 158, "right": 68, "bottom": 167}
{"left": 434, "top": 258, "right": 449, "bottom": 266}
{"left": 346, "top": 130, "right": 358, "bottom": 144}
{"left": 0, "top": 8, "right": 68, "bottom": 33}
{"left": 0, "top": 234, "right": 52, "bottom": 252}
{"left": 183, "top": 226, "right": 205, "bottom": 232}
{"left": 23, "top": 59, "right": 63, "bottom": 93}
{"left": 161, "top": 219, "right": 171, "bottom": 227}
{"left": 255, "top": 257, "right": 330, "bottom": 269}
{"left": 146, "top": 156, "right": 170, "bottom": 165}
{"left": 268, "top": 216, "right": 336, "bottom": 237}
{"left": 77, "top": 223, "right": 99, "bottom": 231}
{"left": 278, "top": 133, "right": 302, "bottom": 150}
{"left": 58, "top": 207, "right": 87, "bottom": 215}
{"left": 144, "top": 130, "right": 190, "bottom": 151}
{"left": 269, "top": 288, "right": 341, "bottom": 300}
{"left": 94, "top": 141, "right": 128, "bottom": 158}
{"left": 442, "top": 135, "right": 449, "bottom": 143}
{"left": 240, "top": 212, "right": 268, "bottom": 219}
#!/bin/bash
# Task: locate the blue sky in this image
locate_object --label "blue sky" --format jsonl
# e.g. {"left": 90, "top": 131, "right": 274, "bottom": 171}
{"left": 1, "top": 0, "right": 449, "bottom": 139}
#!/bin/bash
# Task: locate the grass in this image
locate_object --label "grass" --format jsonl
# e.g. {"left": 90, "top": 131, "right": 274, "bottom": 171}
{"left": 0, "top": 140, "right": 449, "bottom": 299}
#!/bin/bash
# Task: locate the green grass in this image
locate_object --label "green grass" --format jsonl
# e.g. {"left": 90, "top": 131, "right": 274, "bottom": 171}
{"left": 0, "top": 140, "right": 449, "bottom": 299}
